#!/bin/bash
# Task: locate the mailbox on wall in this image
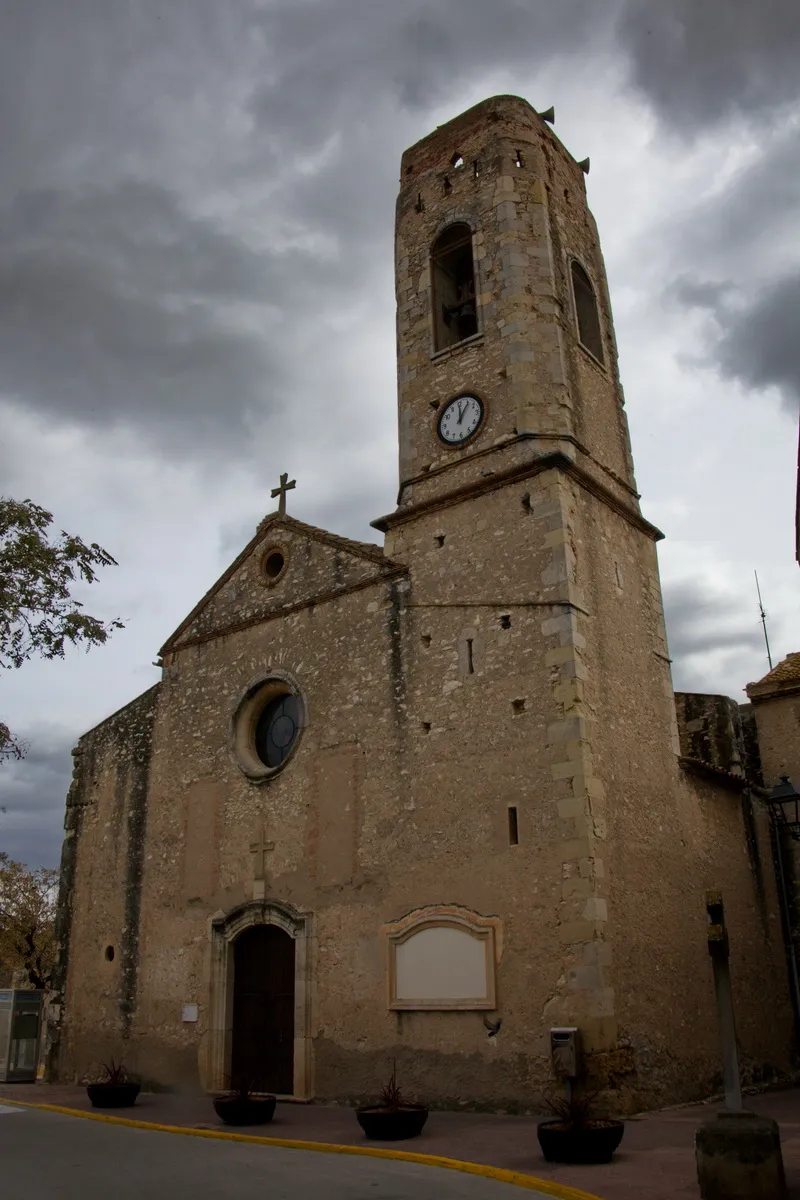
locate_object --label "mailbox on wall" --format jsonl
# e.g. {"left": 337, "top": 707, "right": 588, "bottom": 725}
{"left": 550, "top": 1026, "right": 581, "bottom": 1078}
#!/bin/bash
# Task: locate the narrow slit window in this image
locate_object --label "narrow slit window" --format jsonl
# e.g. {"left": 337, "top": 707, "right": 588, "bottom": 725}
{"left": 508, "top": 806, "right": 519, "bottom": 845}
{"left": 431, "top": 223, "right": 477, "bottom": 351}
{"left": 571, "top": 261, "right": 604, "bottom": 363}
{"left": 466, "top": 638, "right": 474, "bottom": 674}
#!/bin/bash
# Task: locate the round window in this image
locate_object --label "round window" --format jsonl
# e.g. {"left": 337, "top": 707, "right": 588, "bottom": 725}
{"left": 260, "top": 545, "right": 288, "bottom": 585}
{"left": 254, "top": 693, "right": 301, "bottom": 768}
{"left": 231, "top": 674, "right": 305, "bottom": 781}
{"left": 264, "top": 551, "right": 285, "bottom": 579}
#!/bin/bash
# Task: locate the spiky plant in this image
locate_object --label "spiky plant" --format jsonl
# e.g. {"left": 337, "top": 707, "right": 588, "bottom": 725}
{"left": 378, "top": 1060, "right": 406, "bottom": 1111}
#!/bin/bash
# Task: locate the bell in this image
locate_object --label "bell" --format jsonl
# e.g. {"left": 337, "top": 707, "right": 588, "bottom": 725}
{"left": 460, "top": 301, "right": 476, "bottom": 319}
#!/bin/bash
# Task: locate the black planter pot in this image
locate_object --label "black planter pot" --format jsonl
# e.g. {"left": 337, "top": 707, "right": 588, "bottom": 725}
{"left": 213, "top": 1095, "right": 277, "bottom": 1127}
{"left": 86, "top": 1082, "right": 141, "bottom": 1109}
{"left": 356, "top": 1104, "right": 429, "bottom": 1141}
{"left": 537, "top": 1118, "right": 625, "bottom": 1164}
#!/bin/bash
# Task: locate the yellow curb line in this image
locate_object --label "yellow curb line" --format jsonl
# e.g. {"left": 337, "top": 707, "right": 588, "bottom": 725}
{"left": 1, "top": 1099, "right": 604, "bottom": 1200}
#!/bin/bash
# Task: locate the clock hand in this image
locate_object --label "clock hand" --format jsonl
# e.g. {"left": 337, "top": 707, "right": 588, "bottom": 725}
{"left": 457, "top": 401, "right": 467, "bottom": 424}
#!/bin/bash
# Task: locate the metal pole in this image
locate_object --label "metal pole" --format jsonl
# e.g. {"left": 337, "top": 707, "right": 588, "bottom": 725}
{"left": 755, "top": 571, "right": 773, "bottom": 671}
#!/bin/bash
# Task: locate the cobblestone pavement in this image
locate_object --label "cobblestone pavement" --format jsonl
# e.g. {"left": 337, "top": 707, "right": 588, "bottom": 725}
{"left": 2, "top": 1082, "right": 800, "bottom": 1199}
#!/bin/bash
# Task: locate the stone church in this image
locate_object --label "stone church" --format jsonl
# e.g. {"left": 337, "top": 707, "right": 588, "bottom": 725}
{"left": 48, "top": 95, "right": 799, "bottom": 1113}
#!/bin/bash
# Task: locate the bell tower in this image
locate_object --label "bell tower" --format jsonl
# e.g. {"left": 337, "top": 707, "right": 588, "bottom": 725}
{"left": 385, "top": 94, "right": 639, "bottom": 519}
{"left": 372, "top": 96, "right": 678, "bottom": 1065}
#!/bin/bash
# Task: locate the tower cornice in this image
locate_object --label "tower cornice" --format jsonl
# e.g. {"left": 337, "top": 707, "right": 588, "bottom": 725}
{"left": 371, "top": 450, "right": 663, "bottom": 543}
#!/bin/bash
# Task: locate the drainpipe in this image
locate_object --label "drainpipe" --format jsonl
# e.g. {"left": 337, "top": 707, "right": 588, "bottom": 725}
{"left": 769, "top": 817, "right": 800, "bottom": 1046}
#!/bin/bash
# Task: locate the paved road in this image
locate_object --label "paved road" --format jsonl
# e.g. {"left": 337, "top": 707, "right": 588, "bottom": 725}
{"left": 0, "top": 1105, "right": 559, "bottom": 1200}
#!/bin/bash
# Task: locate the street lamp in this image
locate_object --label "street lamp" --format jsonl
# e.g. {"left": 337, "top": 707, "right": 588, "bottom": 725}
{"left": 767, "top": 776, "right": 800, "bottom": 840}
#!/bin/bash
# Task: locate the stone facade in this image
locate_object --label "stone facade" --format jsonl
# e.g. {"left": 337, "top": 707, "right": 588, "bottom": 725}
{"left": 50, "top": 95, "right": 797, "bottom": 1112}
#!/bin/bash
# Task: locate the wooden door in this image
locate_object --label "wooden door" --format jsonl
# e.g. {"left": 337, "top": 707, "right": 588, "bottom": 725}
{"left": 230, "top": 925, "right": 295, "bottom": 1094}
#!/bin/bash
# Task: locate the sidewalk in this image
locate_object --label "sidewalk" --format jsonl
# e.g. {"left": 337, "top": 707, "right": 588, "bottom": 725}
{"left": 2, "top": 1081, "right": 800, "bottom": 1199}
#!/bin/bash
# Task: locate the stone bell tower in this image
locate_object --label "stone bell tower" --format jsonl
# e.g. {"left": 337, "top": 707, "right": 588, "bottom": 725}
{"left": 389, "top": 93, "right": 639, "bottom": 518}
{"left": 373, "top": 96, "right": 679, "bottom": 1070}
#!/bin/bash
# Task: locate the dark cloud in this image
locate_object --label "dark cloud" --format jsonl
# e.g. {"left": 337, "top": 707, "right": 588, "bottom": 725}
{"left": 250, "top": 1, "right": 609, "bottom": 132}
{"left": 0, "top": 729, "right": 74, "bottom": 870}
{"left": 0, "top": 182, "right": 290, "bottom": 453}
{"left": 667, "top": 272, "right": 800, "bottom": 412}
{"left": 717, "top": 275, "right": 800, "bottom": 410}
{"left": 618, "top": 0, "right": 800, "bottom": 128}
{"left": 663, "top": 579, "right": 767, "bottom": 695}
{"left": 1, "top": 0, "right": 796, "bottom": 463}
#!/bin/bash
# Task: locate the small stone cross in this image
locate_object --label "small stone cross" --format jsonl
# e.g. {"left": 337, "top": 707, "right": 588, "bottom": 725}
{"left": 250, "top": 827, "right": 275, "bottom": 881}
{"left": 271, "top": 472, "right": 296, "bottom": 516}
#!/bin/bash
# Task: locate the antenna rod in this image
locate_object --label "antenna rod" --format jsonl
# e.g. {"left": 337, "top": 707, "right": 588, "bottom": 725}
{"left": 754, "top": 570, "right": 773, "bottom": 671}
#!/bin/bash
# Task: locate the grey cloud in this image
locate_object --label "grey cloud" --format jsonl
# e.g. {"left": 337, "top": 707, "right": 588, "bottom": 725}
{"left": 250, "top": 1, "right": 610, "bottom": 137}
{"left": 663, "top": 578, "right": 764, "bottom": 662}
{"left": 0, "top": 180, "right": 358, "bottom": 455}
{"left": 665, "top": 123, "right": 800, "bottom": 280}
{"left": 667, "top": 272, "right": 800, "bottom": 412}
{"left": 2, "top": 0, "right": 797, "bottom": 468}
{"left": 0, "top": 730, "right": 74, "bottom": 870}
{"left": 618, "top": 0, "right": 800, "bottom": 128}
{"left": 658, "top": 117, "right": 800, "bottom": 413}
{"left": 717, "top": 275, "right": 800, "bottom": 410}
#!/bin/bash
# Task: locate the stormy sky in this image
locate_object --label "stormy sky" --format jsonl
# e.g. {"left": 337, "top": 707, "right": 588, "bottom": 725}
{"left": 2, "top": 1, "right": 799, "bottom": 868}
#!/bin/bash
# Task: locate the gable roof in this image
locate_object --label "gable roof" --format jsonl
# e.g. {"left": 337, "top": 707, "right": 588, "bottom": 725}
{"left": 158, "top": 512, "right": 397, "bottom": 657}
{"left": 746, "top": 652, "right": 800, "bottom": 702}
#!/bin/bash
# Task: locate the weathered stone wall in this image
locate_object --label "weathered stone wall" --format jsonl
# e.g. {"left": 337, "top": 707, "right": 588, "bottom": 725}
{"left": 674, "top": 692, "right": 745, "bottom": 775}
{"left": 51, "top": 684, "right": 159, "bottom": 1083}
{"left": 574, "top": 485, "right": 794, "bottom": 1108}
{"left": 750, "top": 694, "right": 800, "bottom": 786}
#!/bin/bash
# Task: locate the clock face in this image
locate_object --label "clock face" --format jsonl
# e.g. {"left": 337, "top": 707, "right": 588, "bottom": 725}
{"left": 437, "top": 394, "right": 484, "bottom": 445}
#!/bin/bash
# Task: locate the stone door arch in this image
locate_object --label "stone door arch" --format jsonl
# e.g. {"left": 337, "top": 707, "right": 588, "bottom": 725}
{"left": 206, "top": 900, "right": 313, "bottom": 1098}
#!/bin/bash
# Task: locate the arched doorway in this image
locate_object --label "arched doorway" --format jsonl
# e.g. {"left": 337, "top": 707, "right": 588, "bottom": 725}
{"left": 207, "top": 900, "right": 313, "bottom": 1098}
{"left": 230, "top": 924, "right": 295, "bottom": 1094}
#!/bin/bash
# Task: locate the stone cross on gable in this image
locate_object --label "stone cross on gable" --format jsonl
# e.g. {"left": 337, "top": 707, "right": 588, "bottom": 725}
{"left": 271, "top": 472, "right": 296, "bottom": 516}
{"left": 250, "top": 827, "right": 275, "bottom": 882}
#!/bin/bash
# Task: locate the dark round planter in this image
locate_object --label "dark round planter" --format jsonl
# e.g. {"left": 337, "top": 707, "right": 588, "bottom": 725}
{"left": 213, "top": 1095, "right": 277, "bottom": 1127}
{"left": 537, "top": 1118, "right": 625, "bottom": 1164}
{"left": 86, "top": 1082, "right": 141, "bottom": 1109}
{"left": 356, "top": 1104, "right": 429, "bottom": 1141}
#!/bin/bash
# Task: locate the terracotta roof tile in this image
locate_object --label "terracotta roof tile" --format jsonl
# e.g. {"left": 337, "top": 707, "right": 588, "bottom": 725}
{"left": 746, "top": 652, "right": 800, "bottom": 700}
{"left": 678, "top": 756, "right": 747, "bottom": 792}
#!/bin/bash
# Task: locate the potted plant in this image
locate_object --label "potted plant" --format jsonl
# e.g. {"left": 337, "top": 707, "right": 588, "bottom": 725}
{"left": 536, "top": 1086, "right": 625, "bottom": 1164}
{"left": 356, "top": 1062, "right": 428, "bottom": 1141}
{"left": 85, "top": 1059, "right": 141, "bottom": 1109}
{"left": 212, "top": 1075, "right": 277, "bottom": 1127}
